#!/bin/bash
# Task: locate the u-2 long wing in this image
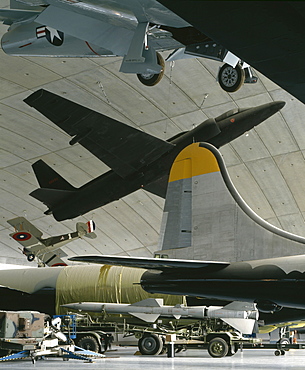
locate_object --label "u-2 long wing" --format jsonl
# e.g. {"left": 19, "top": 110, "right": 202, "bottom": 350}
{"left": 24, "top": 89, "right": 174, "bottom": 179}
{"left": 69, "top": 254, "right": 229, "bottom": 271}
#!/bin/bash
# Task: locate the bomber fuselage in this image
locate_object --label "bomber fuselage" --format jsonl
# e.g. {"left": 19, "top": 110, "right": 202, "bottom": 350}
{"left": 141, "top": 254, "right": 305, "bottom": 311}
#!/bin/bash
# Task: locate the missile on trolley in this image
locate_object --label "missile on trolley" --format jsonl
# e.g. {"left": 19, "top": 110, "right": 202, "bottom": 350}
{"left": 63, "top": 298, "right": 258, "bottom": 334}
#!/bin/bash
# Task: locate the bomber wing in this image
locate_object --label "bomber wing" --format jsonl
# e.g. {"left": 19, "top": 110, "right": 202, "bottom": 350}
{"left": 69, "top": 254, "right": 229, "bottom": 271}
{"left": 24, "top": 89, "right": 174, "bottom": 178}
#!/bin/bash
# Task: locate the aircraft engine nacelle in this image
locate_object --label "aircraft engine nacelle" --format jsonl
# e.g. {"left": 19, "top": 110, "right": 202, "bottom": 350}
{"left": 256, "top": 300, "right": 282, "bottom": 314}
{"left": 1, "top": 21, "right": 115, "bottom": 57}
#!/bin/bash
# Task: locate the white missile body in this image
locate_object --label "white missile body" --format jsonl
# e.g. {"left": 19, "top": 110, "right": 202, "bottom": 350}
{"left": 63, "top": 298, "right": 258, "bottom": 334}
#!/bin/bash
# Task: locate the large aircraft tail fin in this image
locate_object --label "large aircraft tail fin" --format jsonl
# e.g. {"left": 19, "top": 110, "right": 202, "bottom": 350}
{"left": 32, "top": 159, "right": 75, "bottom": 191}
{"left": 30, "top": 160, "right": 76, "bottom": 211}
{"left": 156, "top": 142, "right": 305, "bottom": 262}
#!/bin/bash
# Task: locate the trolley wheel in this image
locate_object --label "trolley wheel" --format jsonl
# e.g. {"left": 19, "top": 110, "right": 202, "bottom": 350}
{"left": 138, "top": 334, "right": 163, "bottom": 355}
{"left": 77, "top": 335, "right": 99, "bottom": 353}
{"left": 208, "top": 337, "right": 229, "bottom": 358}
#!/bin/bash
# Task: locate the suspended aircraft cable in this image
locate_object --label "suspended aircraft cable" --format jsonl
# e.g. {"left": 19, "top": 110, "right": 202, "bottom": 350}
{"left": 163, "top": 60, "right": 177, "bottom": 140}
{"left": 97, "top": 81, "right": 111, "bottom": 105}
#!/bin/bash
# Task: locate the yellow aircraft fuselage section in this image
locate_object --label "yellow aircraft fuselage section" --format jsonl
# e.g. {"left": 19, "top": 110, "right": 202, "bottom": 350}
{"left": 169, "top": 143, "right": 220, "bottom": 183}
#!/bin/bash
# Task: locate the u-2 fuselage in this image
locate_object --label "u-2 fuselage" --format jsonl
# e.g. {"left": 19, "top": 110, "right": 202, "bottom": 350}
{"left": 50, "top": 101, "right": 284, "bottom": 220}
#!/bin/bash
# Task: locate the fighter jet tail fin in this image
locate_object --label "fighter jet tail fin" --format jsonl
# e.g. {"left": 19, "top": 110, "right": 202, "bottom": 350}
{"left": 156, "top": 142, "right": 305, "bottom": 261}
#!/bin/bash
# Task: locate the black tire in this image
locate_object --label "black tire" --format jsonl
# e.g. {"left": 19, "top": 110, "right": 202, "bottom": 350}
{"left": 137, "top": 52, "right": 165, "bottom": 86}
{"left": 27, "top": 254, "right": 35, "bottom": 262}
{"left": 138, "top": 334, "right": 163, "bottom": 355}
{"left": 77, "top": 335, "right": 99, "bottom": 353}
{"left": 218, "top": 63, "right": 245, "bottom": 92}
{"left": 208, "top": 337, "right": 229, "bottom": 358}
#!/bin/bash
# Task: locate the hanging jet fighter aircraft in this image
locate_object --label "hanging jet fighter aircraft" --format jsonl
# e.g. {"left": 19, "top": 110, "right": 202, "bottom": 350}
{"left": 0, "top": 0, "right": 256, "bottom": 91}
{"left": 2, "top": 1, "right": 305, "bottom": 99}
{"left": 3, "top": 1, "right": 305, "bottom": 99}
{"left": 156, "top": 1, "right": 305, "bottom": 104}
{"left": 7, "top": 217, "right": 96, "bottom": 266}
{"left": 70, "top": 142, "right": 305, "bottom": 314}
{"left": 24, "top": 89, "right": 284, "bottom": 221}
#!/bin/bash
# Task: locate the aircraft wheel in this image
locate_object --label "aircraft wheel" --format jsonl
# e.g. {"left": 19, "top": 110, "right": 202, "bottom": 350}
{"left": 137, "top": 52, "right": 165, "bottom": 86}
{"left": 77, "top": 335, "right": 99, "bottom": 353}
{"left": 208, "top": 337, "right": 229, "bottom": 358}
{"left": 218, "top": 63, "right": 245, "bottom": 92}
{"left": 27, "top": 254, "right": 35, "bottom": 262}
{"left": 138, "top": 334, "right": 163, "bottom": 355}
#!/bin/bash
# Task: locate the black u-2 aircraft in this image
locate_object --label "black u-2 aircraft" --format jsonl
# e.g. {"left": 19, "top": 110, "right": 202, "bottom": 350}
{"left": 25, "top": 89, "right": 284, "bottom": 221}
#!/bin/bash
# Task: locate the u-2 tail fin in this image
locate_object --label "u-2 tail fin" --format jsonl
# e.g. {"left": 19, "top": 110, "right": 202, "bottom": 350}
{"left": 30, "top": 160, "right": 76, "bottom": 212}
{"left": 32, "top": 159, "right": 75, "bottom": 191}
{"left": 156, "top": 142, "right": 305, "bottom": 262}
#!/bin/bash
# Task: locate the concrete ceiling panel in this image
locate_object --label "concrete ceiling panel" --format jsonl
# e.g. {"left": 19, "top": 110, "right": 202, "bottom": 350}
{"left": 0, "top": 52, "right": 61, "bottom": 89}
{"left": 274, "top": 151, "right": 305, "bottom": 212}
{"left": 246, "top": 157, "right": 300, "bottom": 217}
{"left": 230, "top": 130, "right": 270, "bottom": 162}
{"left": 278, "top": 213, "right": 305, "bottom": 239}
{"left": 219, "top": 144, "right": 242, "bottom": 167}
{"left": 227, "top": 163, "right": 276, "bottom": 220}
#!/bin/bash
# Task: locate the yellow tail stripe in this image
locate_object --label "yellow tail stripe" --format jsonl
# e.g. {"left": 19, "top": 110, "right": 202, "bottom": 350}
{"left": 169, "top": 143, "right": 220, "bottom": 183}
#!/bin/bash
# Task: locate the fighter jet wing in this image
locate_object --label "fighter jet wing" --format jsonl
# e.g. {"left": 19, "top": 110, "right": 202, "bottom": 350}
{"left": 24, "top": 89, "right": 174, "bottom": 179}
{"left": 0, "top": 9, "right": 39, "bottom": 24}
{"left": 69, "top": 254, "right": 229, "bottom": 272}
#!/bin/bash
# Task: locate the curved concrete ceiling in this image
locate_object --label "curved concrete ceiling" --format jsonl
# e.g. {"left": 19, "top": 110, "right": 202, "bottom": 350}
{"left": 1, "top": 0, "right": 305, "bottom": 266}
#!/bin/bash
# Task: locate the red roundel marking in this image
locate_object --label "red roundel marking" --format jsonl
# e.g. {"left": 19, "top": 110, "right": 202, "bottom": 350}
{"left": 230, "top": 118, "right": 235, "bottom": 123}
{"left": 13, "top": 232, "right": 32, "bottom": 241}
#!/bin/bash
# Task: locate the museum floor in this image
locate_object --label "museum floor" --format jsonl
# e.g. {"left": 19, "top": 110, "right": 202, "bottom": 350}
{"left": 2, "top": 345, "right": 305, "bottom": 370}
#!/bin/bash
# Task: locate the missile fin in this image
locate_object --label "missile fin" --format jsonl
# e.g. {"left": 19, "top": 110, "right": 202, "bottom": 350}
{"left": 221, "top": 318, "right": 256, "bottom": 335}
{"left": 130, "top": 298, "right": 163, "bottom": 307}
{"left": 224, "top": 301, "right": 256, "bottom": 311}
{"left": 128, "top": 312, "right": 160, "bottom": 322}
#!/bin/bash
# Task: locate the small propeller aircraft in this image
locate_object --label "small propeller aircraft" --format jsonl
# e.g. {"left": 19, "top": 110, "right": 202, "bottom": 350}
{"left": 7, "top": 217, "right": 96, "bottom": 267}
